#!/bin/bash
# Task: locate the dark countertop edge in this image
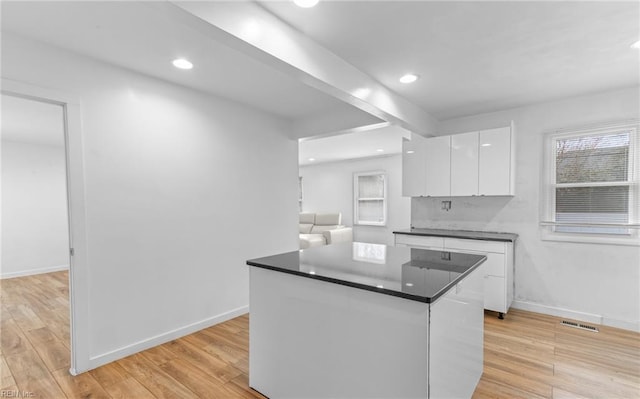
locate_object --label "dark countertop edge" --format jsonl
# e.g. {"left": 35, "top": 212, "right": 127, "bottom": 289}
{"left": 393, "top": 228, "right": 518, "bottom": 242}
{"left": 246, "top": 257, "right": 486, "bottom": 304}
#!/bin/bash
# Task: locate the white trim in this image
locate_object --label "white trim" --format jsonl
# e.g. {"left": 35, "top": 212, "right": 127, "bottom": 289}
{"left": 540, "top": 120, "right": 640, "bottom": 245}
{"left": 602, "top": 317, "right": 640, "bottom": 333}
{"left": 353, "top": 170, "right": 388, "bottom": 226}
{"left": 1, "top": 265, "right": 70, "bottom": 279}
{"left": 512, "top": 300, "right": 639, "bottom": 332}
{"left": 83, "top": 306, "right": 249, "bottom": 373}
{"left": 1, "top": 78, "right": 90, "bottom": 374}
{"left": 540, "top": 228, "right": 640, "bottom": 246}
{"left": 511, "top": 300, "right": 602, "bottom": 324}
{"left": 544, "top": 119, "right": 640, "bottom": 136}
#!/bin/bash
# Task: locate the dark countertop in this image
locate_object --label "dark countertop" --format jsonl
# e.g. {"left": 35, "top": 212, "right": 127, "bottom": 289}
{"left": 246, "top": 242, "right": 486, "bottom": 304}
{"left": 393, "top": 227, "right": 518, "bottom": 242}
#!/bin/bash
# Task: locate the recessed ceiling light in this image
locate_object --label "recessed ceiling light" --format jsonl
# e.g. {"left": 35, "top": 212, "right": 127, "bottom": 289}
{"left": 406, "top": 150, "right": 415, "bottom": 154}
{"left": 376, "top": 149, "right": 384, "bottom": 152}
{"left": 308, "top": 158, "right": 315, "bottom": 162}
{"left": 631, "top": 40, "right": 640, "bottom": 49}
{"left": 293, "top": 0, "right": 319, "bottom": 8}
{"left": 405, "top": 283, "right": 414, "bottom": 287}
{"left": 172, "top": 58, "right": 193, "bottom": 70}
{"left": 399, "top": 74, "right": 419, "bottom": 84}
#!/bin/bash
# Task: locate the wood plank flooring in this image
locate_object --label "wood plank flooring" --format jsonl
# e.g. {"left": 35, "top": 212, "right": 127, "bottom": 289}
{"left": 1, "top": 271, "right": 639, "bottom": 398}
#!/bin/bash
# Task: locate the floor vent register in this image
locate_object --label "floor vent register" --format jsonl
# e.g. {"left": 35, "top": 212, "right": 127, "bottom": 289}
{"left": 560, "top": 320, "right": 599, "bottom": 332}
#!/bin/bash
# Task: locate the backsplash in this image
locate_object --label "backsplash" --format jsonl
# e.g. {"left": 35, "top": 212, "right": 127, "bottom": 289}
{"left": 411, "top": 196, "right": 519, "bottom": 232}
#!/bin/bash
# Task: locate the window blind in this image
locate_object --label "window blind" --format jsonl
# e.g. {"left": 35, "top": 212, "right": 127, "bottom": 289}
{"left": 553, "top": 131, "right": 634, "bottom": 235}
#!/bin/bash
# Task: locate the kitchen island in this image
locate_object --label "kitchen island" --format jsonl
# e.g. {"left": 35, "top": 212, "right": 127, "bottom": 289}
{"left": 246, "top": 242, "right": 486, "bottom": 399}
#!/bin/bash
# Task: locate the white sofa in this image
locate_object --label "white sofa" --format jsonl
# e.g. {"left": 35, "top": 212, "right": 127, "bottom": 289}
{"left": 299, "top": 213, "right": 353, "bottom": 249}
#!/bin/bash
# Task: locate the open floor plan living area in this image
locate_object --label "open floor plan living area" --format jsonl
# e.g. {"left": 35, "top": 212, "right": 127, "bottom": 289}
{"left": 1, "top": 1, "right": 639, "bottom": 398}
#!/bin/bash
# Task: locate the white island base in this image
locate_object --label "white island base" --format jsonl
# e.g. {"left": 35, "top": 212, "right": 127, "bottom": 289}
{"left": 249, "top": 266, "right": 484, "bottom": 399}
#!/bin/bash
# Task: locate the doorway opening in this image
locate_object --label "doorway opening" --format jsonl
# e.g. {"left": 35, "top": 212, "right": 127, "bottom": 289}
{"left": 1, "top": 81, "right": 87, "bottom": 376}
{"left": 1, "top": 94, "right": 69, "bottom": 278}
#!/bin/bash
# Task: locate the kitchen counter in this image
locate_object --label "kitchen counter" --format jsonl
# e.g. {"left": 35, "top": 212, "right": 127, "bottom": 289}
{"left": 394, "top": 227, "right": 518, "bottom": 242}
{"left": 247, "top": 242, "right": 486, "bottom": 303}
{"left": 246, "top": 242, "right": 486, "bottom": 398}
{"left": 394, "top": 228, "right": 517, "bottom": 319}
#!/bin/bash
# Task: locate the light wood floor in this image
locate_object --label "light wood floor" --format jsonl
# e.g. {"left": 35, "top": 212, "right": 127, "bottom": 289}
{"left": 1, "top": 271, "right": 639, "bottom": 398}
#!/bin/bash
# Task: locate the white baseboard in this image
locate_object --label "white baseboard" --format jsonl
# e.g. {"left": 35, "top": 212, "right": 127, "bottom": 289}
{"left": 511, "top": 300, "right": 603, "bottom": 324}
{"left": 86, "top": 305, "right": 249, "bottom": 372}
{"left": 511, "top": 300, "right": 639, "bottom": 332}
{"left": 0, "top": 264, "right": 69, "bottom": 279}
{"left": 602, "top": 317, "right": 640, "bottom": 333}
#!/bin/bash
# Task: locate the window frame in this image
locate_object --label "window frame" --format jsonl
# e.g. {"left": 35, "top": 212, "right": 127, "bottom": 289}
{"left": 298, "top": 176, "right": 303, "bottom": 212}
{"left": 353, "top": 171, "right": 387, "bottom": 227}
{"left": 541, "top": 120, "right": 640, "bottom": 246}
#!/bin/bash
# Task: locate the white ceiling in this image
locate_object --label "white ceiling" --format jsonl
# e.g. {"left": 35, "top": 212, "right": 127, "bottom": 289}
{"left": 0, "top": 1, "right": 360, "bottom": 121}
{"left": 263, "top": 1, "right": 640, "bottom": 120}
{"left": 2, "top": 1, "right": 638, "bottom": 163}
{"left": 1, "top": 94, "right": 65, "bottom": 147}
{"left": 299, "top": 125, "right": 410, "bottom": 166}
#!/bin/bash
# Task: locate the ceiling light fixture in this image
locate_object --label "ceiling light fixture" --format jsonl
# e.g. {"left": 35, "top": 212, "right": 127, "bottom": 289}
{"left": 293, "top": 0, "right": 319, "bottom": 8}
{"left": 399, "top": 73, "right": 419, "bottom": 84}
{"left": 632, "top": 40, "right": 640, "bottom": 49}
{"left": 406, "top": 150, "right": 415, "bottom": 154}
{"left": 376, "top": 149, "right": 384, "bottom": 152}
{"left": 308, "top": 158, "right": 315, "bottom": 162}
{"left": 172, "top": 58, "right": 193, "bottom": 70}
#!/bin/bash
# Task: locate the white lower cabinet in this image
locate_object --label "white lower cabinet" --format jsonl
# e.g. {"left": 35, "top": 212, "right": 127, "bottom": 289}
{"left": 395, "top": 233, "right": 514, "bottom": 317}
{"left": 484, "top": 275, "right": 507, "bottom": 313}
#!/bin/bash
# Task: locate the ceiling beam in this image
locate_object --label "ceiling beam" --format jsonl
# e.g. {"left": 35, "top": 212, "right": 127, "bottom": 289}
{"left": 170, "top": 1, "right": 438, "bottom": 136}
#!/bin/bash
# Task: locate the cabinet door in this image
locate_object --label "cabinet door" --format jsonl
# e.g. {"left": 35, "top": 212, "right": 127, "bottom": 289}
{"left": 402, "top": 135, "right": 426, "bottom": 197}
{"left": 424, "top": 135, "right": 451, "bottom": 197}
{"left": 429, "top": 266, "right": 484, "bottom": 399}
{"left": 479, "top": 126, "right": 513, "bottom": 195}
{"left": 484, "top": 275, "right": 507, "bottom": 313}
{"left": 450, "top": 132, "right": 479, "bottom": 196}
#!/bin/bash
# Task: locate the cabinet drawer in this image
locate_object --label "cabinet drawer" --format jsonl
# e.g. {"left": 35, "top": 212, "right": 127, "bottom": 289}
{"left": 395, "top": 234, "right": 444, "bottom": 249}
{"left": 444, "top": 238, "right": 506, "bottom": 254}
{"left": 484, "top": 275, "right": 507, "bottom": 313}
{"left": 450, "top": 250, "right": 504, "bottom": 277}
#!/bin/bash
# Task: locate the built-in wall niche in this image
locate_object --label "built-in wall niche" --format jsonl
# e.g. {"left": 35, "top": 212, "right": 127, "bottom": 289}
{"left": 402, "top": 122, "right": 516, "bottom": 198}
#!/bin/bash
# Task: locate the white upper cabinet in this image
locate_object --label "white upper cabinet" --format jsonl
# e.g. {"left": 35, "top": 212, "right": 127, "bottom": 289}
{"left": 425, "top": 136, "right": 451, "bottom": 197}
{"left": 479, "top": 126, "right": 514, "bottom": 196}
{"left": 402, "top": 123, "right": 515, "bottom": 197}
{"left": 450, "top": 132, "right": 479, "bottom": 196}
{"left": 402, "top": 134, "right": 427, "bottom": 197}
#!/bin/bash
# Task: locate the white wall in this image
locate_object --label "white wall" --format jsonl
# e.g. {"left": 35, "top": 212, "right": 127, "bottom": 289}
{"left": 1, "top": 140, "right": 69, "bottom": 278}
{"left": 412, "top": 87, "right": 640, "bottom": 331}
{"left": 1, "top": 33, "right": 299, "bottom": 370}
{"left": 300, "top": 154, "right": 411, "bottom": 245}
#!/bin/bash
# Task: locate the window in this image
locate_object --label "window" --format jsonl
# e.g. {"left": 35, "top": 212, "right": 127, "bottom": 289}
{"left": 541, "top": 121, "right": 639, "bottom": 245}
{"left": 354, "top": 171, "right": 387, "bottom": 226}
